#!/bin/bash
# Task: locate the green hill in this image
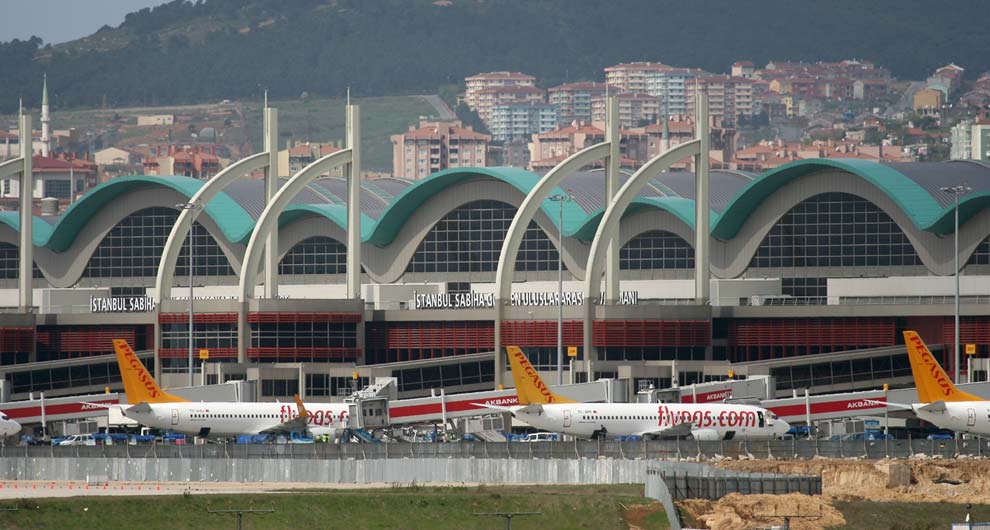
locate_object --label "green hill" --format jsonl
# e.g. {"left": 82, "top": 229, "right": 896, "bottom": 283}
{"left": 2, "top": 0, "right": 990, "bottom": 113}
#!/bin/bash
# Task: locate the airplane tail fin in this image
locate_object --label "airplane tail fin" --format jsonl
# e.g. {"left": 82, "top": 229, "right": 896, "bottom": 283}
{"left": 113, "top": 339, "right": 187, "bottom": 404}
{"left": 505, "top": 346, "right": 575, "bottom": 405}
{"left": 904, "top": 331, "right": 983, "bottom": 403}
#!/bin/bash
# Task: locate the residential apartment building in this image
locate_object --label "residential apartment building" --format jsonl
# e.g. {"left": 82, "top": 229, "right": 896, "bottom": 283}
{"left": 279, "top": 142, "right": 342, "bottom": 177}
{"left": 390, "top": 120, "right": 490, "bottom": 180}
{"left": 488, "top": 104, "right": 559, "bottom": 142}
{"left": 591, "top": 92, "right": 661, "bottom": 128}
{"left": 528, "top": 122, "right": 605, "bottom": 167}
{"left": 853, "top": 79, "right": 889, "bottom": 100}
{"left": 604, "top": 62, "right": 704, "bottom": 116}
{"left": 548, "top": 82, "right": 607, "bottom": 124}
{"left": 913, "top": 88, "right": 944, "bottom": 116}
{"left": 143, "top": 146, "right": 222, "bottom": 180}
{"left": 462, "top": 71, "right": 537, "bottom": 113}
{"left": 604, "top": 62, "right": 671, "bottom": 93}
{"left": 950, "top": 120, "right": 990, "bottom": 161}
{"left": 927, "top": 64, "right": 965, "bottom": 95}
{"left": 472, "top": 86, "right": 545, "bottom": 124}
{"left": 686, "top": 75, "right": 754, "bottom": 128}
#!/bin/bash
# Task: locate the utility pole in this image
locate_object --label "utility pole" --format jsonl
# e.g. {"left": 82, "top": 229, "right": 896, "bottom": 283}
{"left": 549, "top": 193, "right": 570, "bottom": 386}
{"left": 940, "top": 184, "right": 971, "bottom": 384}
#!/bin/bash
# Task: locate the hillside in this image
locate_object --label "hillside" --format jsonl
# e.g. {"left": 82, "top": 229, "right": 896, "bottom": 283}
{"left": 2, "top": 0, "right": 990, "bottom": 113}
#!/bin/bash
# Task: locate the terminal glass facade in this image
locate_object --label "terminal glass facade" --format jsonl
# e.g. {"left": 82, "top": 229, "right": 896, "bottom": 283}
{"left": 968, "top": 236, "right": 990, "bottom": 266}
{"left": 620, "top": 230, "right": 694, "bottom": 270}
{"left": 279, "top": 236, "right": 347, "bottom": 275}
{"left": 406, "top": 200, "right": 560, "bottom": 273}
{"left": 82, "top": 207, "right": 233, "bottom": 278}
{"left": 749, "top": 193, "right": 922, "bottom": 269}
{"left": 0, "top": 243, "right": 42, "bottom": 280}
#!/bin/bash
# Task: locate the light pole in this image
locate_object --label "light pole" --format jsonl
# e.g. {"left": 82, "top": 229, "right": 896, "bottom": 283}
{"left": 548, "top": 193, "right": 571, "bottom": 386}
{"left": 176, "top": 201, "right": 202, "bottom": 387}
{"left": 940, "top": 184, "right": 972, "bottom": 384}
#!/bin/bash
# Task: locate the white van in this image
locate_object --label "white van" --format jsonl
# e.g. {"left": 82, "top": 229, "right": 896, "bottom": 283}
{"left": 58, "top": 434, "right": 96, "bottom": 446}
{"left": 523, "top": 432, "right": 559, "bottom": 442}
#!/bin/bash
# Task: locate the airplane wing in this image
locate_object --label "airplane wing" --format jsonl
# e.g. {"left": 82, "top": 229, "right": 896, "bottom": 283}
{"left": 864, "top": 399, "right": 914, "bottom": 411}
{"left": 472, "top": 402, "right": 541, "bottom": 415}
{"left": 260, "top": 394, "right": 310, "bottom": 434}
{"left": 638, "top": 422, "right": 694, "bottom": 439}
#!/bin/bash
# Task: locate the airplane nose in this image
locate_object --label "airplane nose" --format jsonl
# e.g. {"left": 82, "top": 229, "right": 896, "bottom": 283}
{"left": 776, "top": 420, "right": 791, "bottom": 437}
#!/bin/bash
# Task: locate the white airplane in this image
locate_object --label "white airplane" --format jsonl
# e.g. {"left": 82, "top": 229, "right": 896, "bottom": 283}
{"left": 479, "top": 346, "right": 790, "bottom": 440}
{"left": 0, "top": 412, "right": 21, "bottom": 437}
{"left": 111, "top": 339, "right": 350, "bottom": 439}
{"left": 883, "top": 331, "right": 990, "bottom": 436}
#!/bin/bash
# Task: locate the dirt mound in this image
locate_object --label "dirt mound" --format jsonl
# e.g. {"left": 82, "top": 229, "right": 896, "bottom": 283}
{"left": 622, "top": 502, "right": 666, "bottom": 530}
{"left": 713, "top": 458, "right": 990, "bottom": 504}
{"left": 679, "top": 493, "right": 844, "bottom": 530}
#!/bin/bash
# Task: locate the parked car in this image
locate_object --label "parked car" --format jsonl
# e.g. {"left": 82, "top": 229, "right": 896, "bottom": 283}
{"left": 522, "top": 432, "right": 559, "bottom": 442}
{"left": 57, "top": 434, "right": 96, "bottom": 446}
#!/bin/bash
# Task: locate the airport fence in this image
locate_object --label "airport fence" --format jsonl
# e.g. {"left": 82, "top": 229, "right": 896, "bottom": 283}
{"left": 647, "top": 468, "right": 822, "bottom": 501}
{"left": 5, "top": 436, "right": 989, "bottom": 460}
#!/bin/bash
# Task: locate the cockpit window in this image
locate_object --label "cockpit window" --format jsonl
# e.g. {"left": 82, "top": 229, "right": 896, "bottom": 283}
{"left": 757, "top": 412, "right": 765, "bottom": 427}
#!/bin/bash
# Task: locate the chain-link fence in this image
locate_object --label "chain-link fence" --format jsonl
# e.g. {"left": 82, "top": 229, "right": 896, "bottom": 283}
{"left": 5, "top": 437, "right": 988, "bottom": 460}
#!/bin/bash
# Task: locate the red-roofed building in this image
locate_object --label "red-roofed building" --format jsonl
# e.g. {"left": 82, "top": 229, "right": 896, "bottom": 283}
{"left": 143, "top": 146, "right": 221, "bottom": 180}
{"left": 391, "top": 120, "right": 491, "bottom": 179}
{"left": 278, "top": 142, "right": 343, "bottom": 177}
{"left": 462, "top": 71, "right": 537, "bottom": 119}
{"left": 471, "top": 86, "right": 545, "bottom": 124}
{"left": 0, "top": 154, "right": 97, "bottom": 201}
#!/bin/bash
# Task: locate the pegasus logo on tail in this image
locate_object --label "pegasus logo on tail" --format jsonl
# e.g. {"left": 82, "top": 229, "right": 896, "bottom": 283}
{"left": 505, "top": 346, "right": 575, "bottom": 405}
{"left": 113, "top": 339, "right": 187, "bottom": 404}
{"left": 904, "top": 331, "right": 983, "bottom": 403}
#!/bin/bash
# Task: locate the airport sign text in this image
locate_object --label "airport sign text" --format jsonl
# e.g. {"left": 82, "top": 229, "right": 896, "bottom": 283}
{"left": 89, "top": 296, "right": 157, "bottom": 313}
{"left": 412, "top": 290, "right": 639, "bottom": 309}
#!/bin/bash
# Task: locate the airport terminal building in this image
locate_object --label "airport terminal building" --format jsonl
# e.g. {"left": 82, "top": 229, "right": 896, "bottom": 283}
{"left": 0, "top": 158, "right": 988, "bottom": 403}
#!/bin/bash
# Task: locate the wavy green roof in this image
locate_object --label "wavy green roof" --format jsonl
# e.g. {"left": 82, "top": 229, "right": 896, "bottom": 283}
{"left": 2, "top": 161, "right": 988, "bottom": 253}
{"left": 363, "top": 167, "right": 586, "bottom": 246}
{"left": 713, "top": 158, "right": 946, "bottom": 239}
{"left": 571, "top": 197, "right": 713, "bottom": 241}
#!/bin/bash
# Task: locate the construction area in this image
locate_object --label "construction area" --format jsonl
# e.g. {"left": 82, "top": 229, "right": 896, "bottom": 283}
{"left": 672, "top": 457, "right": 990, "bottom": 530}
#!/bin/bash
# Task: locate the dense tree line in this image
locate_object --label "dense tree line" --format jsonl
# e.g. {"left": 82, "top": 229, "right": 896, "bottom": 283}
{"left": 2, "top": 0, "right": 989, "bottom": 113}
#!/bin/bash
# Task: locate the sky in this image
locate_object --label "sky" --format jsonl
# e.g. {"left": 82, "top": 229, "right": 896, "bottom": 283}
{"left": 0, "top": 0, "right": 166, "bottom": 44}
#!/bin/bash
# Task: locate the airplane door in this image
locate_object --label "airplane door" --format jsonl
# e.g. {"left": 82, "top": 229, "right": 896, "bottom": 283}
{"left": 563, "top": 410, "right": 572, "bottom": 428}
{"left": 171, "top": 409, "right": 179, "bottom": 426}
{"left": 968, "top": 408, "right": 976, "bottom": 427}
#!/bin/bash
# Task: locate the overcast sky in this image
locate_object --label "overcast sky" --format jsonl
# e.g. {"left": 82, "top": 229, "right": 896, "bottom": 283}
{"left": 0, "top": 0, "right": 166, "bottom": 44}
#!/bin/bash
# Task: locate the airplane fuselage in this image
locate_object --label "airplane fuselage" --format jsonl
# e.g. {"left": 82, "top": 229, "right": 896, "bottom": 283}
{"left": 0, "top": 415, "right": 20, "bottom": 437}
{"left": 515, "top": 402, "right": 789, "bottom": 440}
{"left": 123, "top": 401, "right": 349, "bottom": 438}
{"left": 914, "top": 402, "right": 990, "bottom": 437}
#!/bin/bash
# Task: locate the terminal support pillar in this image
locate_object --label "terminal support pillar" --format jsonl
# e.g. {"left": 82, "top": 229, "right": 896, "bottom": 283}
{"left": 694, "top": 93, "right": 710, "bottom": 304}
{"left": 604, "top": 96, "right": 620, "bottom": 305}
{"left": 263, "top": 108, "right": 279, "bottom": 298}
{"left": 18, "top": 114, "right": 32, "bottom": 313}
{"left": 346, "top": 105, "right": 364, "bottom": 363}
{"left": 346, "top": 104, "right": 361, "bottom": 300}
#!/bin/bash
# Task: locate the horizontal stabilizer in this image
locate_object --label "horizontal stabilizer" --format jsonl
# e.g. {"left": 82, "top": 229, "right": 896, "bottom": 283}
{"left": 918, "top": 400, "right": 947, "bottom": 413}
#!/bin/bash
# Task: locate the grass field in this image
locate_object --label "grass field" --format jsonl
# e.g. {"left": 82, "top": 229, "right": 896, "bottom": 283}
{"left": 242, "top": 95, "right": 438, "bottom": 171}
{"left": 0, "top": 485, "right": 666, "bottom": 530}
{"left": 832, "top": 501, "right": 990, "bottom": 530}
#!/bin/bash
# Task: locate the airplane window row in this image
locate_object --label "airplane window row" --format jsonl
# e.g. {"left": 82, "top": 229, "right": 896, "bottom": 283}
{"left": 190, "top": 413, "right": 283, "bottom": 419}
{"left": 583, "top": 415, "right": 657, "bottom": 421}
